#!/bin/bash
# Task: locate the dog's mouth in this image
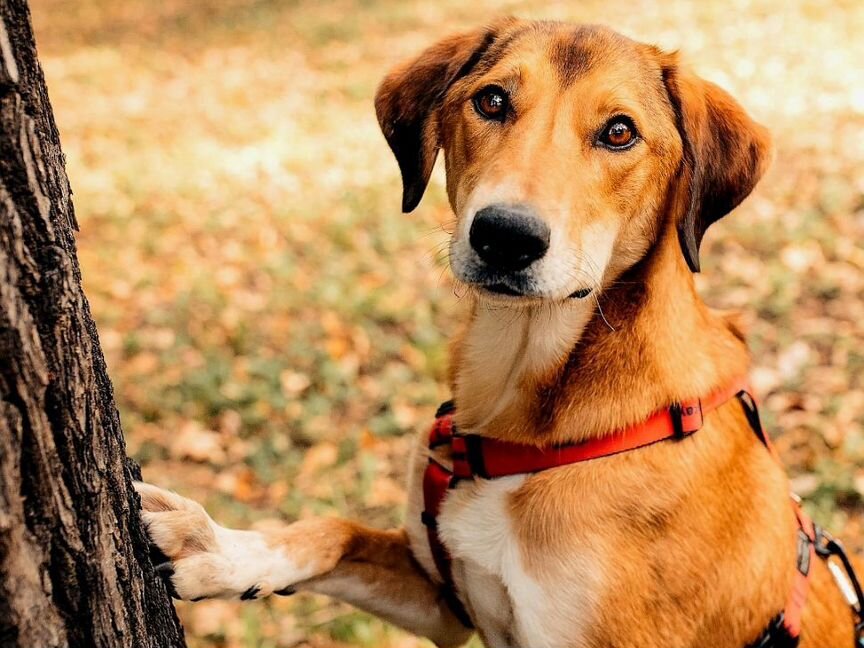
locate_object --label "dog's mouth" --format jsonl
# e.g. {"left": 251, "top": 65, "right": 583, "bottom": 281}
{"left": 568, "top": 288, "right": 593, "bottom": 299}
{"left": 452, "top": 247, "right": 596, "bottom": 302}
{"left": 480, "top": 282, "right": 593, "bottom": 300}
{"left": 485, "top": 282, "right": 524, "bottom": 297}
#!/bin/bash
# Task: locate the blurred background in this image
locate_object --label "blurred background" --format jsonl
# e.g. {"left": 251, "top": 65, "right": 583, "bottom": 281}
{"left": 31, "top": 1, "right": 864, "bottom": 646}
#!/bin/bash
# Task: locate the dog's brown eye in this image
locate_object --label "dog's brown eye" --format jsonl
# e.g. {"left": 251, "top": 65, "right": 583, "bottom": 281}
{"left": 473, "top": 86, "right": 508, "bottom": 121}
{"left": 599, "top": 117, "right": 638, "bottom": 149}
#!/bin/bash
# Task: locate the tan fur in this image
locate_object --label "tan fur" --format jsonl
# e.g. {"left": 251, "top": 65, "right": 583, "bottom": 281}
{"left": 138, "top": 20, "right": 857, "bottom": 648}
{"left": 137, "top": 482, "right": 216, "bottom": 559}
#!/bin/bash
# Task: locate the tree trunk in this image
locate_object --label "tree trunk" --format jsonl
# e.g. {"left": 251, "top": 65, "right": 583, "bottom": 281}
{"left": 0, "top": 1, "right": 187, "bottom": 646}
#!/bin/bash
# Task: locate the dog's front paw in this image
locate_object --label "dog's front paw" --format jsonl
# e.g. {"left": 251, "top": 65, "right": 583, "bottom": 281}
{"left": 135, "top": 482, "right": 295, "bottom": 601}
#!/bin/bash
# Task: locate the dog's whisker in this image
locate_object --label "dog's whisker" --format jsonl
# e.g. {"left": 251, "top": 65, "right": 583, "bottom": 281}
{"left": 593, "top": 293, "right": 616, "bottom": 332}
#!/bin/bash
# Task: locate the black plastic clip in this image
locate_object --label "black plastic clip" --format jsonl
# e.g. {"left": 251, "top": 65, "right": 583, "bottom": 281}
{"left": 669, "top": 403, "right": 686, "bottom": 439}
{"left": 435, "top": 400, "right": 456, "bottom": 419}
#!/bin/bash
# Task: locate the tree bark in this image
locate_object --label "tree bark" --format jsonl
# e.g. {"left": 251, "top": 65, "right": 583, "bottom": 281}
{"left": 0, "top": 1, "right": 187, "bottom": 646}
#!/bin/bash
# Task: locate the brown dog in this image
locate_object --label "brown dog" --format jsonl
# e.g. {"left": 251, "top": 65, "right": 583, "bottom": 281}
{"left": 136, "top": 19, "right": 859, "bottom": 648}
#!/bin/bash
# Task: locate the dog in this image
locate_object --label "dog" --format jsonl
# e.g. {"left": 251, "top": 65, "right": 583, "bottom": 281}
{"left": 136, "top": 18, "right": 862, "bottom": 648}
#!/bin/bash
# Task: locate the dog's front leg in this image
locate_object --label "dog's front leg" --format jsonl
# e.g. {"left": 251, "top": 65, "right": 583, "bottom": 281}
{"left": 135, "top": 482, "right": 471, "bottom": 648}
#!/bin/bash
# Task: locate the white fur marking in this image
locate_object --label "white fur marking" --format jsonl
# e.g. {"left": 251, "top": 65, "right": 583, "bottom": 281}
{"left": 160, "top": 521, "right": 318, "bottom": 600}
{"left": 438, "top": 476, "right": 603, "bottom": 648}
{"left": 456, "top": 302, "right": 594, "bottom": 430}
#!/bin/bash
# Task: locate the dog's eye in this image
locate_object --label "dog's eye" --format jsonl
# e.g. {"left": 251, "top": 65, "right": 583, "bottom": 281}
{"left": 473, "top": 86, "right": 509, "bottom": 122}
{"left": 599, "top": 117, "right": 638, "bottom": 149}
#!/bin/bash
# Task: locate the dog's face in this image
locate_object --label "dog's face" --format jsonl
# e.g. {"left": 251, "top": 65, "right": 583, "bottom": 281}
{"left": 376, "top": 20, "right": 770, "bottom": 304}
{"left": 438, "top": 25, "right": 682, "bottom": 302}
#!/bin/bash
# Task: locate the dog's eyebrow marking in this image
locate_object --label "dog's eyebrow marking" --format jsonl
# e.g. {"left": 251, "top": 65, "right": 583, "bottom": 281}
{"left": 471, "top": 24, "right": 531, "bottom": 76}
{"left": 549, "top": 26, "right": 603, "bottom": 87}
{"left": 451, "top": 29, "right": 501, "bottom": 88}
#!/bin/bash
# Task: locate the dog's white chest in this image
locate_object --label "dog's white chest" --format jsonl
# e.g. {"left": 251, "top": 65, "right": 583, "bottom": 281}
{"left": 436, "top": 475, "right": 600, "bottom": 648}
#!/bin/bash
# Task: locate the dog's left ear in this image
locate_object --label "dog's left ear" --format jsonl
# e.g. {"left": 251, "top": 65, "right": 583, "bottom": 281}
{"left": 661, "top": 54, "right": 772, "bottom": 272}
{"left": 375, "top": 19, "right": 515, "bottom": 213}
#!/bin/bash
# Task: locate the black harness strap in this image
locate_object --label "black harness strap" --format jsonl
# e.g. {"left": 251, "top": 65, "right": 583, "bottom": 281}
{"left": 745, "top": 614, "right": 800, "bottom": 648}
{"left": 738, "top": 391, "right": 807, "bottom": 648}
{"left": 737, "top": 391, "right": 864, "bottom": 648}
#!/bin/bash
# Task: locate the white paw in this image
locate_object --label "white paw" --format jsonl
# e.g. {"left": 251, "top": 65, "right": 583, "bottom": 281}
{"left": 135, "top": 482, "right": 299, "bottom": 601}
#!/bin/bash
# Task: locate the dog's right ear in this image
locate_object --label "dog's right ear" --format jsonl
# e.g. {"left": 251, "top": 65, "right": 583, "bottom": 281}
{"left": 375, "top": 20, "right": 514, "bottom": 212}
{"left": 660, "top": 52, "right": 772, "bottom": 272}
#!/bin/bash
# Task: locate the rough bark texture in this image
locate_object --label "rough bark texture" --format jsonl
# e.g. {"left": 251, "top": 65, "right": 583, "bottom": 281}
{"left": 0, "top": 1, "right": 187, "bottom": 646}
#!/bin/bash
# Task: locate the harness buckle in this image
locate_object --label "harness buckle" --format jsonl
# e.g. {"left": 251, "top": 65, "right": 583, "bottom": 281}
{"left": 815, "top": 528, "right": 864, "bottom": 609}
{"left": 814, "top": 525, "right": 834, "bottom": 558}
{"left": 669, "top": 399, "right": 703, "bottom": 439}
{"left": 435, "top": 400, "right": 456, "bottom": 419}
{"left": 813, "top": 526, "right": 864, "bottom": 645}
{"left": 794, "top": 528, "right": 812, "bottom": 577}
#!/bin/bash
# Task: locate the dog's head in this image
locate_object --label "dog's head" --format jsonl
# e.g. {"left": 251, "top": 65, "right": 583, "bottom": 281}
{"left": 375, "top": 19, "right": 771, "bottom": 303}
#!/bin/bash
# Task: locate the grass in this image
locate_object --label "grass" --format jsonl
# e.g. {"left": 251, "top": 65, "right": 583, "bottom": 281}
{"left": 31, "top": 0, "right": 864, "bottom": 646}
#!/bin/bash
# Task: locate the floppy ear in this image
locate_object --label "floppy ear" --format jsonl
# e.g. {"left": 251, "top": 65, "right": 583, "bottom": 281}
{"left": 374, "top": 20, "right": 513, "bottom": 212}
{"left": 662, "top": 56, "right": 772, "bottom": 272}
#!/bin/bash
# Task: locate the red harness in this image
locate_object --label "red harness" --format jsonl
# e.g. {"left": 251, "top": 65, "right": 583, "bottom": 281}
{"left": 422, "top": 381, "right": 817, "bottom": 645}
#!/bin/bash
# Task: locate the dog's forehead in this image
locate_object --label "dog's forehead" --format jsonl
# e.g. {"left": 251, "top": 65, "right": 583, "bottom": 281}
{"left": 478, "top": 22, "right": 653, "bottom": 87}
{"left": 548, "top": 25, "right": 647, "bottom": 86}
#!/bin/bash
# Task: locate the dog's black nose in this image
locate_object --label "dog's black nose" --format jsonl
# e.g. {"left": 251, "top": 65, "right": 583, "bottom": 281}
{"left": 469, "top": 205, "right": 550, "bottom": 272}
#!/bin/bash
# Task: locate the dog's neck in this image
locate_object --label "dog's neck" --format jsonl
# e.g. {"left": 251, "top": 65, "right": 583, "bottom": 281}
{"left": 450, "top": 229, "right": 751, "bottom": 444}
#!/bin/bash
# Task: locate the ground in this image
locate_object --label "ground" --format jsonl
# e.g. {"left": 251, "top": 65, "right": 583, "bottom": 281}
{"left": 29, "top": 1, "right": 864, "bottom": 646}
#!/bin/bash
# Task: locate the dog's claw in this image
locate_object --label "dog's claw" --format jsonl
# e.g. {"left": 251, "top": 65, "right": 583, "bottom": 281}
{"left": 154, "top": 562, "right": 180, "bottom": 599}
{"left": 275, "top": 586, "right": 296, "bottom": 597}
{"left": 155, "top": 562, "right": 175, "bottom": 576}
{"left": 240, "top": 585, "right": 261, "bottom": 600}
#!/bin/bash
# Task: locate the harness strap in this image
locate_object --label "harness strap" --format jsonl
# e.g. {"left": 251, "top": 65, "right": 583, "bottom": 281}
{"left": 422, "top": 460, "right": 456, "bottom": 585}
{"left": 423, "top": 401, "right": 474, "bottom": 628}
{"left": 745, "top": 614, "right": 800, "bottom": 648}
{"left": 421, "top": 383, "right": 860, "bottom": 646}
{"left": 447, "top": 380, "right": 747, "bottom": 480}
{"left": 786, "top": 505, "right": 816, "bottom": 638}
{"left": 737, "top": 392, "right": 815, "bottom": 645}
